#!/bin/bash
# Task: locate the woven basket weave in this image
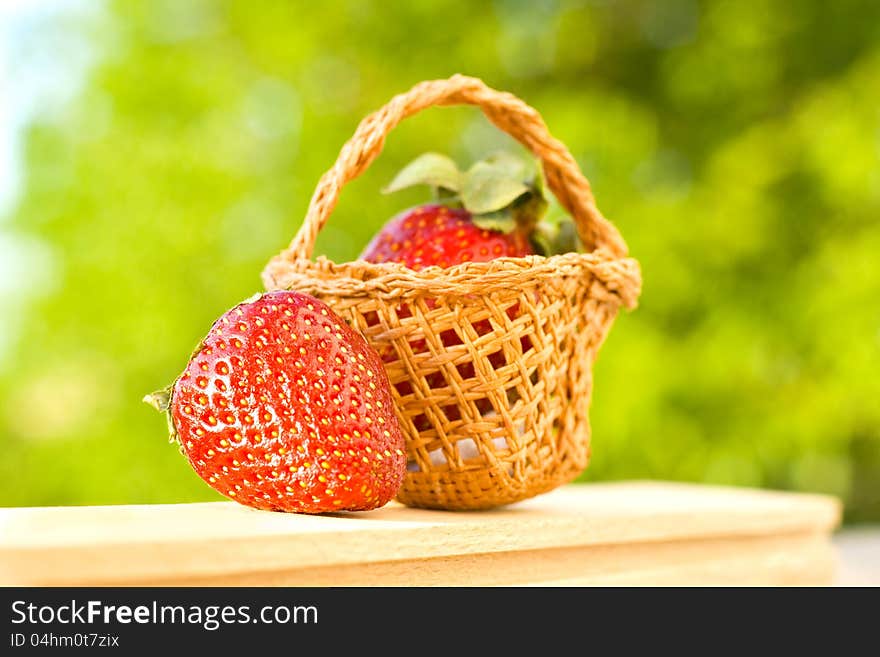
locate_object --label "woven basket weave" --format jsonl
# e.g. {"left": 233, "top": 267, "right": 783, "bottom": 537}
{"left": 262, "top": 75, "right": 641, "bottom": 510}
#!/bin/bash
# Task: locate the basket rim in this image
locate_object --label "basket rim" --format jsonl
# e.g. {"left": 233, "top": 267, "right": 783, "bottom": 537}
{"left": 262, "top": 249, "right": 642, "bottom": 309}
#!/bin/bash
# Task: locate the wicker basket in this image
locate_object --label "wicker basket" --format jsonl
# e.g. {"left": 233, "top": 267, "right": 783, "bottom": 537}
{"left": 262, "top": 75, "right": 641, "bottom": 510}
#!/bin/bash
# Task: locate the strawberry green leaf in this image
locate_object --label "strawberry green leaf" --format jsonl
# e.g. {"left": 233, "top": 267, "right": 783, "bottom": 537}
{"left": 482, "top": 151, "right": 545, "bottom": 196}
{"left": 461, "top": 160, "right": 530, "bottom": 214}
{"left": 471, "top": 209, "right": 518, "bottom": 233}
{"left": 143, "top": 387, "right": 179, "bottom": 445}
{"left": 482, "top": 150, "right": 531, "bottom": 180}
{"left": 533, "top": 158, "right": 547, "bottom": 197}
{"left": 143, "top": 388, "right": 171, "bottom": 413}
{"left": 553, "top": 219, "right": 579, "bottom": 253}
{"left": 529, "top": 229, "right": 554, "bottom": 256}
{"left": 530, "top": 216, "right": 581, "bottom": 255}
{"left": 383, "top": 152, "right": 463, "bottom": 194}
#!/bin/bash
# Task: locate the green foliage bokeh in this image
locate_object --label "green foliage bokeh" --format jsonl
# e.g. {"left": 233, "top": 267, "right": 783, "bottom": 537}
{"left": 1, "top": 0, "right": 878, "bottom": 521}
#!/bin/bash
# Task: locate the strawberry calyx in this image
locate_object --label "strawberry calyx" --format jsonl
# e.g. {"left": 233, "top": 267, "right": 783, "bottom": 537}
{"left": 383, "top": 151, "right": 578, "bottom": 256}
{"left": 143, "top": 386, "right": 180, "bottom": 446}
{"left": 529, "top": 215, "right": 580, "bottom": 256}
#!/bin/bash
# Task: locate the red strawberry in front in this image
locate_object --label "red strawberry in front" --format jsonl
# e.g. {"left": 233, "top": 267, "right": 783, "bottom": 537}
{"left": 145, "top": 291, "right": 406, "bottom": 513}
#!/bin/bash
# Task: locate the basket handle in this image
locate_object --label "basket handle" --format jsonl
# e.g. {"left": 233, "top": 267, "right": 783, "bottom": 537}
{"left": 285, "top": 74, "right": 629, "bottom": 261}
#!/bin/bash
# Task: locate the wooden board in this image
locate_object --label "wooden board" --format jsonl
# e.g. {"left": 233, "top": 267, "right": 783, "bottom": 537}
{"left": 0, "top": 481, "right": 841, "bottom": 586}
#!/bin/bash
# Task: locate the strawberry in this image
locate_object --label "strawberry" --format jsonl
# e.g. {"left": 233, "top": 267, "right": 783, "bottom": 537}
{"left": 360, "top": 151, "right": 576, "bottom": 269}
{"left": 360, "top": 204, "right": 534, "bottom": 269}
{"left": 145, "top": 290, "right": 406, "bottom": 514}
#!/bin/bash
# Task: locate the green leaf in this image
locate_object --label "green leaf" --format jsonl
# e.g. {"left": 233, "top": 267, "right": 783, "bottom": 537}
{"left": 383, "top": 153, "right": 463, "bottom": 194}
{"left": 552, "top": 218, "right": 580, "bottom": 253}
{"left": 461, "top": 160, "right": 531, "bottom": 214}
{"left": 143, "top": 388, "right": 172, "bottom": 413}
{"left": 142, "top": 387, "right": 180, "bottom": 445}
{"left": 482, "top": 150, "right": 531, "bottom": 179}
{"left": 532, "top": 158, "right": 546, "bottom": 198}
{"left": 530, "top": 217, "right": 581, "bottom": 255}
{"left": 471, "top": 209, "right": 518, "bottom": 233}
{"left": 529, "top": 229, "right": 554, "bottom": 256}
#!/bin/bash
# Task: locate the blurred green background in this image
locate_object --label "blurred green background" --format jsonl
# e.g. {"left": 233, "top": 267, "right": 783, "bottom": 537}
{"left": 1, "top": 0, "right": 878, "bottom": 522}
